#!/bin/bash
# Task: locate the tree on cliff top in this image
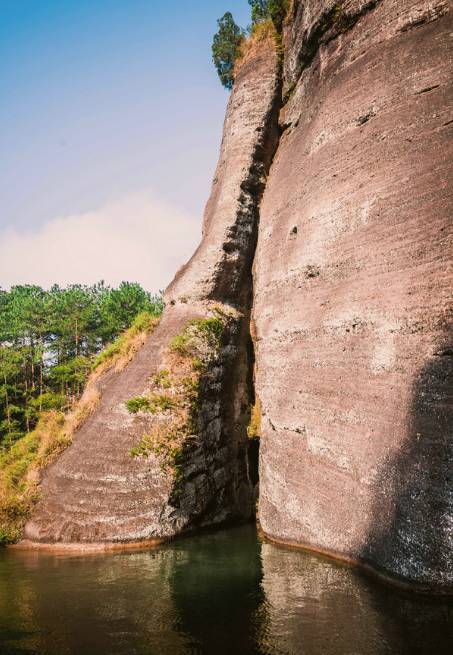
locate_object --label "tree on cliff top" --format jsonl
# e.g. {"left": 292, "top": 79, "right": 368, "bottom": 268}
{"left": 249, "top": 0, "right": 288, "bottom": 30}
{"left": 212, "top": 12, "right": 244, "bottom": 90}
{"left": 248, "top": 0, "right": 268, "bottom": 24}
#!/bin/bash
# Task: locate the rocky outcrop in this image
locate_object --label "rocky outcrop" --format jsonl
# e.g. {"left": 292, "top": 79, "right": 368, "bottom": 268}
{"left": 22, "top": 0, "right": 453, "bottom": 594}
{"left": 24, "top": 36, "right": 280, "bottom": 545}
{"left": 255, "top": 0, "right": 453, "bottom": 591}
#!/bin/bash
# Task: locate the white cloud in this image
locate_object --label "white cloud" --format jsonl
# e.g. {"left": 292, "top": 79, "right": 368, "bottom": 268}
{"left": 0, "top": 191, "right": 201, "bottom": 292}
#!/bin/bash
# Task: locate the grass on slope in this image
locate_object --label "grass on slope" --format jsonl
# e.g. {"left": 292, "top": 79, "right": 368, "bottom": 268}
{"left": 0, "top": 311, "right": 160, "bottom": 545}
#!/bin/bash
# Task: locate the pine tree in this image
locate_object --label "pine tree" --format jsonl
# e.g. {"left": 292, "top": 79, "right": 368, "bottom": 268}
{"left": 212, "top": 12, "right": 244, "bottom": 90}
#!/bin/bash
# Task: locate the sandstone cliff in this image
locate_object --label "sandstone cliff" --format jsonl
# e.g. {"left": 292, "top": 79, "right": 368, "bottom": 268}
{"left": 255, "top": 0, "right": 453, "bottom": 592}
{"left": 23, "top": 0, "right": 452, "bottom": 593}
{"left": 24, "top": 37, "right": 280, "bottom": 545}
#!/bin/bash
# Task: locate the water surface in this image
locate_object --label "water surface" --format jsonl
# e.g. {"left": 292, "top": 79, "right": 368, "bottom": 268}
{"left": 0, "top": 525, "right": 451, "bottom": 654}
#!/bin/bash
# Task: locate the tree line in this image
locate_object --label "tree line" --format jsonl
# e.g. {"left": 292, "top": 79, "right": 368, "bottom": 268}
{"left": 212, "top": 0, "right": 288, "bottom": 89}
{"left": 0, "top": 282, "right": 163, "bottom": 448}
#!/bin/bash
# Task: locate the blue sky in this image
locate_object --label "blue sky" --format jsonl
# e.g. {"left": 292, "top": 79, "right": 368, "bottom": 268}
{"left": 0, "top": 0, "right": 251, "bottom": 290}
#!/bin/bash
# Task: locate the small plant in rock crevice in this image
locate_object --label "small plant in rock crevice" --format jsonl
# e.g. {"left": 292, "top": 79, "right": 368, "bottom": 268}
{"left": 247, "top": 399, "right": 262, "bottom": 440}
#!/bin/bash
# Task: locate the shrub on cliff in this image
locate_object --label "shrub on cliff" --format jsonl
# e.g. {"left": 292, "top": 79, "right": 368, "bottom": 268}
{"left": 249, "top": 0, "right": 288, "bottom": 30}
{"left": 248, "top": 0, "right": 268, "bottom": 24}
{"left": 212, "top": 12, "right": 244, "bottom": 90}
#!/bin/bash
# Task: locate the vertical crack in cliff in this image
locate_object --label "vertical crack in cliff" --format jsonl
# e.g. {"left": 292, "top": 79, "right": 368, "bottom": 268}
{"left": 22, "top": 36, "right": 286, "bottom": 546}
{"left": 229, "top": 46, "right": 284, "bottom": 512}
{"left": 199, "top": 38, "right": 285, "bottom": 518}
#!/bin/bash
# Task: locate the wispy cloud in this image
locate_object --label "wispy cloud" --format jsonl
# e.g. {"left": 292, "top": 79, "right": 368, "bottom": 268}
{"left": 0, "top": 191, "right": 201, "bottom": 292}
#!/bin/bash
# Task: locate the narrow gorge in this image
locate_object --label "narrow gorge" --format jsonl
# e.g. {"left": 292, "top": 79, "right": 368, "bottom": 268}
{"left": 20, "top": 0, "right": 452, "bottom": 595}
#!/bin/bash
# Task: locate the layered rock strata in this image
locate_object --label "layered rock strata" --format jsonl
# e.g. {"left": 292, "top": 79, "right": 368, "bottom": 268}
{"left": 23, "top": 0, "right": 453, "bottom": 594}
{"left": 255, "top": 0, "right": 453, "bottom": 591}
{"left": 24, "top": 37, "right": 280, "bottom": 544}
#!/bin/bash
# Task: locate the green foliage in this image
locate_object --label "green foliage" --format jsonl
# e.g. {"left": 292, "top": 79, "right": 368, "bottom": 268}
{"left": 267, "top": 0, "right": 288, "bottom": 30}
{"left": 126, "top": 393, "right": 175, "bottom": 414}
{"left": 130, "top": 314, "right": 227, "bottom": 489}
{"left": 249, "top": 0, "right": 268, "bottom": 24}
{"left": 29, "top": 392, "right": 67, "bottom": 412}
{"left": 169, "top": 317, "right": 224, "bottom": 359}
{"left": 212, "top": 12, "right": 245, "bottom": 90}
{"left": 168, "top": 332, "right": 192, "bottom": 357}
{"left": 98, "top": 282, "right": 163, "bottom": 342}
{"left": 212, "top": 1, "right": 288, "bottom": 89}
{"left": 151, "top": 394, "right": 176, "bottom": 411}
{"left": 0, "top": 526, "right": 22, "bottom": 546}
{"left": 0, "top": 283, "right": 163, "bottom": 449}
{"left": 153, "top": 369, "right": 171, "bottom": 389}
{"left": 249, "top": 0, "right": 288, "bottom": 29}
{"left": 126, "top": 396, "right": 154, "bottom": 414}
{"left": 192, "top": 317, "right": 224, "bottom": 343}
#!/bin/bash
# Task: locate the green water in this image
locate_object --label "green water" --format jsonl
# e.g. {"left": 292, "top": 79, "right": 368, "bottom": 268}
{"left": 0, "top": 525, "right": 451, "bottom": 655}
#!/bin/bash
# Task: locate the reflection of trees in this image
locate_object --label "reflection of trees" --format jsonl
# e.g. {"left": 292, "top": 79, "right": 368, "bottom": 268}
{"left": 0, "top": 547, "right": 188, "bottom": 655}
{"left": 169, "top": 525, "right": 264, "bottom": 655}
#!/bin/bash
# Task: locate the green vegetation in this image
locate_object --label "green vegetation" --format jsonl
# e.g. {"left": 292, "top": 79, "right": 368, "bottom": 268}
{"left": 153, "top": 369, "right": 171, "bottom": 388}
{"left": 126, "top": 393, "right": 175, "bottom": 415}
{"left": 212, "top": 12, "right": 245, "bottom": 90}
{"left": 0, "top": 282, "right": 163, "bottom": 545}
{"left": 126, "top": 396, "right": 154, "bottom": 414}
{"left": 0, "top": 282, "right": 163, "bottom": 449}
{"left": 249, "top": 0, "right": 269, "bottom": 24}
{"left": 169, "top": 317, "right": 224, "bottom": 358}
{"left": 212, "top": 2, "right": 288, "bottom": 89}
{"left": 130, "top": 315, "right": 226, "bottom": 488}
{"left": 0, "top": 390, "right": 100, "bottom": 544}
{"left": 249, "top": 0, "right": 288, "bottom": 29}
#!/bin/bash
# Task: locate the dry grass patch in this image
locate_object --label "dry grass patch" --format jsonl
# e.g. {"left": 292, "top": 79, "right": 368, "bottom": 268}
{"left": 93, "top": 311, "right": 160, "bottom": 375}
{"left": 0, "top": 311, "right": 160, "bottom": 545}
{"left": 0, "top": 385, "right": 100, "bottom": 545}
{"left": 247, "top": 397, "right": 262, "bottom": 441}
{"left": 234, "top": 19, "right": 276, "bottom": 75}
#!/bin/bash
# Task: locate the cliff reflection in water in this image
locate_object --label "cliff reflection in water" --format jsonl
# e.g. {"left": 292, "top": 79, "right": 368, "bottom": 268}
{"left": 257, "top": 540, "right": 453, "bottom": 654}
{"left": 0, "top": 525, "right": 452, "bottom": 655}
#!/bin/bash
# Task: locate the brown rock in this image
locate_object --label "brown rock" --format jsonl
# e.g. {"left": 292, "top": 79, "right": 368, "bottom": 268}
{"left": 255, "top": 0, "right": 453, "bottom": 591}
{"left": 24, "top": 36, "right": 280, "bottom": 545}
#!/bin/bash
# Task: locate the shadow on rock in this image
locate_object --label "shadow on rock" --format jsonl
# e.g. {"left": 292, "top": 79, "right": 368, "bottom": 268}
{"left": 361, "top": 324, "right": 453, "bottom": 591}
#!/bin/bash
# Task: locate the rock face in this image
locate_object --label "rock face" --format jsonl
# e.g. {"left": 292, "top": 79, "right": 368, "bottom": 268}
{"left": 24, "top": 37, "right": 280, "bottom": 544}
{"left": 23, "top": 0, "right": 453, "bottom": 593}
{"left": 255, "top": 0, "right": 453, "bottom": 591}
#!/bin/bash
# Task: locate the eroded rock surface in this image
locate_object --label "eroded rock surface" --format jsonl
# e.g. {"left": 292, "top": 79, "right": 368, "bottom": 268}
{"left": 23, "top": 0, "right": 453, "bottom": 593}
{"left": 255, "top": 0, "right": 453, "bottom": 591}
{"left": 24, "top": 37, "right": 280, "bottom": 544}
